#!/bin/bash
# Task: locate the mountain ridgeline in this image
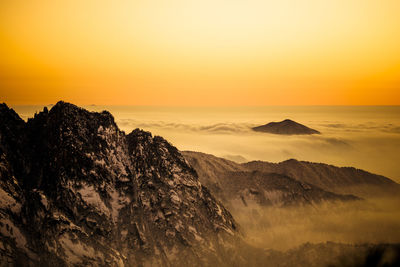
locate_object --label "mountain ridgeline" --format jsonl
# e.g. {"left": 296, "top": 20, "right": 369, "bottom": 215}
{"left": 0, "top": 102, "right": 241, "bottom": 266}
{"left": 182, "top": 151, "right": 400, "bottom": 211}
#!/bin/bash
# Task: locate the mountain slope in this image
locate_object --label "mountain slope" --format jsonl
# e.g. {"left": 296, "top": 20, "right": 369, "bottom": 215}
{"left": 244, "top": 159, "right": 400, "bottom": 197}
{"left": 182, "top": 151, "right": 358, "bottom": 210}
{"left": 0, "top": 102, "right": 240, "bottom": 266}
{"left": 183, "top": 151, "right": 399, "bottom": 204}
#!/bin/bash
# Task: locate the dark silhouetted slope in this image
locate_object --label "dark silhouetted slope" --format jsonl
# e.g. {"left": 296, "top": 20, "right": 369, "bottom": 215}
{"left": 183, "top": 151, "right": 399, "bottom": 204}
{"left": 182, "top": 151, "right": 359, "bottom": 210}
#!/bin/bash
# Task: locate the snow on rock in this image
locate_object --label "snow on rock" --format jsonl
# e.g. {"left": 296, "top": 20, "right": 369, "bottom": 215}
{"left": 77, "top": 184, "right": 110, "bottom": 217}
{"left": 0, "top": 218, "right": 27, "bottom": 249}
{"left": 0, "top": 187, "right": 21, "bottom": 214}
{"left": 109, "top": 189, "right": 130, "bottom": 222}
{"left": 58, "top": 234, "right": 98, "bottom": 264}
{"left": 0, "top": 101, "right": 241, "bottom": 266}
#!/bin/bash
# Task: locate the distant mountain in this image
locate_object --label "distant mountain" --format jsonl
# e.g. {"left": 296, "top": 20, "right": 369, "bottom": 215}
{"left": 182, "top": 151, "right": 359, "bottom": 210}
{"left": 244, "top": 159, "right": 400, "bottom": 198}
{"left": 183, "top": 151, "right": 400, "bottom": 206}
{"left": 252, "top": 119, "right": 320, "bottom": 135}
{"left": 0, "top": 102, "right": 242, "bottom": 266}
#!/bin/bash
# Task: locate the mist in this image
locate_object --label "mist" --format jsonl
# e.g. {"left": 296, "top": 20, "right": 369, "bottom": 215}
{"left": 12, "top": 105, "right": 400, "bottom": 182}
{"left": 233, "top": 197, "right": 400, "bottom": 251}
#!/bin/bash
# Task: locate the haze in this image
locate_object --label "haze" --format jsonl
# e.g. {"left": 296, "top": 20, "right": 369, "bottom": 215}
{"left": 13, "top": 105, "right": 400, "bottom": 183}
{"left": 1, "top": 0, "right": 400, "bottom": 105}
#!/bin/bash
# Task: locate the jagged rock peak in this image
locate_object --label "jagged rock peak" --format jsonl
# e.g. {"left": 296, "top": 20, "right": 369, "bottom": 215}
{"left": 0, "top": 103, "right": 25, "bottom": 126}
{"left": 0, "top": 103, "right": 26, "bottom": 172}
{"left": 28, "top": 100, "right": 117, "bottom": 129}
{"left": 0, "top": 102, "right": 242, "bottom": 266}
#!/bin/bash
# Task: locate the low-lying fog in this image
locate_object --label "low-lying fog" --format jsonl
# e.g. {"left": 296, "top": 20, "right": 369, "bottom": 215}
{"left": 233, "top": 197, "right": 400, "bottom": 251}
{"left": 96, "top": 106, "right": 400, "bottom": 183}
{"left": 14, "top": 105, "right": 400, "bottom": 182}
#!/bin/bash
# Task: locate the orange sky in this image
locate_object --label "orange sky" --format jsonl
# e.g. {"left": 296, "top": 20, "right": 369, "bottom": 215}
{"left": 1, "top": 0, "right": 399, "bottom": 106}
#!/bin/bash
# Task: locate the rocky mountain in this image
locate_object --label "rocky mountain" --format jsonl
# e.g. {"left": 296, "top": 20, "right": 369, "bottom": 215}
{"left": 243, "top": 159, "right": 400, "bottom": 198}
{"left": 252, "top": 119, "right": 320, "bottom": 135}
{"left": 182, "top": 151, "right": 400, "bottom": 206}
{"left": 182, "top": 151, "right": 359, "bottom": 211}
{"left": 0, "top": 102, "right": 242, "bottom": 266}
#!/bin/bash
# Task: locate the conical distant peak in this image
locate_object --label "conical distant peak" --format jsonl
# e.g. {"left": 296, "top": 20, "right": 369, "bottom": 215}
{"left": 252, "top": 119, "right": 320, "bottom": 135}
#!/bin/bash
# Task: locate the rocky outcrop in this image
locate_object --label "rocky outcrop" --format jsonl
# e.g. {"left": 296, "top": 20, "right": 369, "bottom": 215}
{"left": 0, "top": 102, "right": 240, "bottom": 266}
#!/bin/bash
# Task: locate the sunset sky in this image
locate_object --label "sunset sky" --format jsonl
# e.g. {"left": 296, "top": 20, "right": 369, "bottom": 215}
{"left": 1, "top": 0, "right": 399, "bottom": 105}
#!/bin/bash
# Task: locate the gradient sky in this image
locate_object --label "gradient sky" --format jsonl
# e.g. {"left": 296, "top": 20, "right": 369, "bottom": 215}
{"left": 1, "top": 0, "right": 399, "bottom": 105}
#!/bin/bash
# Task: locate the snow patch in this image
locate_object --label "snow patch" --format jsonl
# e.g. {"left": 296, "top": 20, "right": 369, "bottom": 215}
{"left": 39, "top": 192, "right": 49, "bottom": 209}
{"left": 94, "top": 159, "right": 106, "bottom": 166}
{"left": 170, "top": 191, "right": 181, "bottom": 204}
{"left": 59, "top": 234, "right": 97, "bottom": 264}
{"left": 109, "top": 189, "right": 130, "bottom": 221}
{"left": 77, "top": 185, "right": 110, "bottom": 216}
{"left": 216, "top": 204, "right": 223, "bottom": 216}
{"left": 0, "top": 218, "right": 27, "bottom": 249}
{"left": 0, "top": 188, "right": 21, "bottom": 213}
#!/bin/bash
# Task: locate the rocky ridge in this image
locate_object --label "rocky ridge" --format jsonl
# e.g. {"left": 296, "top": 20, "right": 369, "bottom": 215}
{"left": 243, "top": 159, "right": 400, "bottom": 197}
{"left": 0, "top": 102, "right": 240, "bottom": 266}
{"left": 182, "top": 151, "right": 400, "bottom": 209}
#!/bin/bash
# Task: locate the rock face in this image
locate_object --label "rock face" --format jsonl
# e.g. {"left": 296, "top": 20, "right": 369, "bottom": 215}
{"left": 182, "top": 151, "right": 359, "bottom": 211}
{"left": 0, "top": 102, "right": 240, "bottom": 266}
{"left": 252, "top": 119, "right": 320, "bottom": 135}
